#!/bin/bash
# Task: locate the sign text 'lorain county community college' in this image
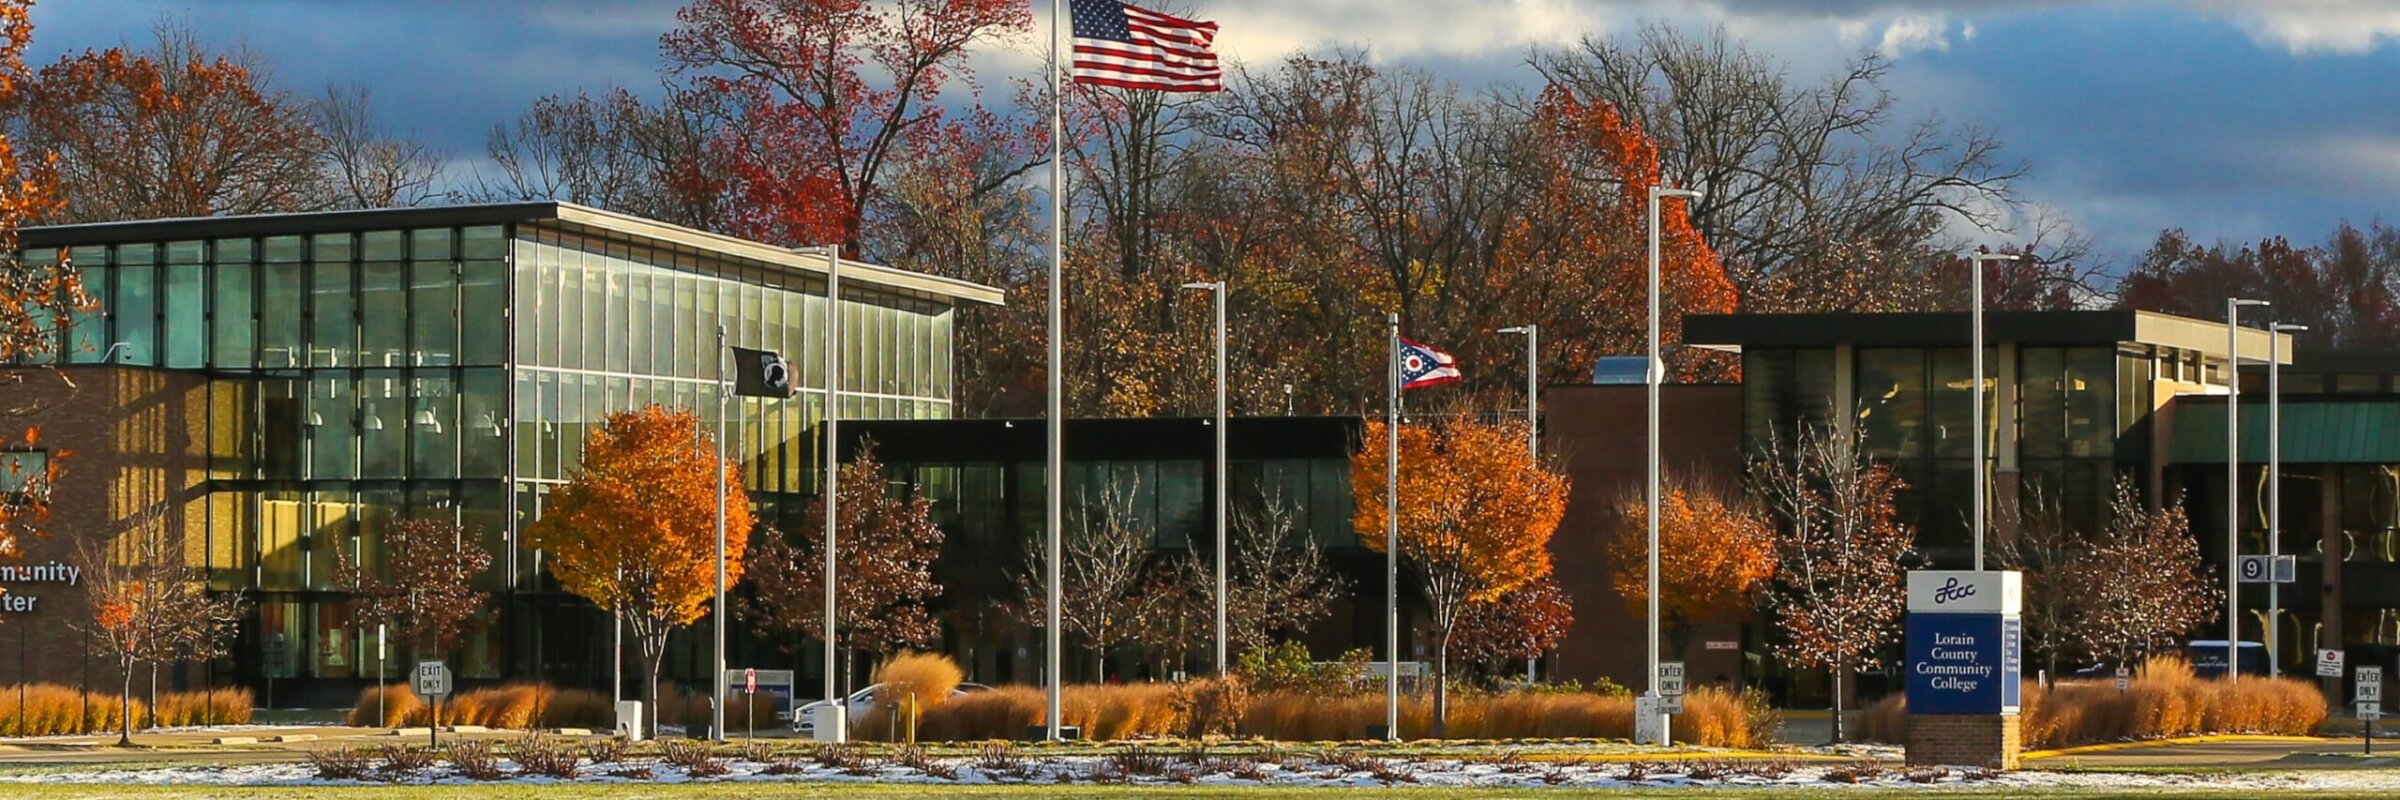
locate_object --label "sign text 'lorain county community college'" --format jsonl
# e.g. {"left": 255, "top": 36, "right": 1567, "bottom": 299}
{"left": 1905, "top": 571, "right": 2023, "bottom": 716}
{"left": 0, "top": 559, "right": 80, "bottom": 613}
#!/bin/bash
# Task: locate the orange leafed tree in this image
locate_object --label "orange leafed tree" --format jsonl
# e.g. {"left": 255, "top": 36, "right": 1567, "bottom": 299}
{"left": 1352, "top": 416, "right": 1567, "bottom": 735}
{"left": 10, "top": 21, "right": 324, "bottom": 222}
{"left": 529, "top": 405, "right": 751, "bottom": 738}
{"left": 0, "top": 2, "right": 89, "bottom": 574}
{"left": 1605, "top": 470, "right": 1777, "bottom": 657}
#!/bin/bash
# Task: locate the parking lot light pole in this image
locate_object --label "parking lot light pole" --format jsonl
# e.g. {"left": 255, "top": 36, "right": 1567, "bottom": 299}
{"left": 1181, "top": 280, "right": 1228, "bottom": 677}
{"left": 1647, "top": 185, "right": 1700, "bottom": 744}
{"left": 2268, "top": 322, "right": 2305, "bottom": 679}
{"left": 2226, "top": 297, "right": 2268, "bottom": 683}
{"left": 1969, "top": 252, "right": 2020, "bottom": 571}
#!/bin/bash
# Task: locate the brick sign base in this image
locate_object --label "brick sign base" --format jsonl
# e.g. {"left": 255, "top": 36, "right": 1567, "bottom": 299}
{"left": 1906, "top": 714, "right": 2021, "bottom": 770}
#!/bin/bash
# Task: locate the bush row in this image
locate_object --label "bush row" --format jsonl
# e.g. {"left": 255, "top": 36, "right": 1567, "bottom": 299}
{"left": 0, "top": 685, "right": 253, "bottom": 736}
{"left": 1853, "top": 656, "right": 2327, "bottom": 749}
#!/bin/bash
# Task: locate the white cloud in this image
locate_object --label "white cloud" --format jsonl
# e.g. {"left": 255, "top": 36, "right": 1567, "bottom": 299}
{"left": 2185, "top": 0, "right": 2400, "bottom": 55}
{"left": 1873, "top": 14, "right": 1952, "bottom": 59}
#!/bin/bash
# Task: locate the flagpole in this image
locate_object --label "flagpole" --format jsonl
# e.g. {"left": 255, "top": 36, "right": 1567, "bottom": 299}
{"left": 823, "top": 246, "right": 844, "bottom": 742}
{"left": 1385, "top": 312, "right": 1400, "bottom": 742}
{"left": 1044, "top": 0, "right": 1067, "bottom": 742}
{"left": 713, "top": 323, "right": 728, "bottom": 743}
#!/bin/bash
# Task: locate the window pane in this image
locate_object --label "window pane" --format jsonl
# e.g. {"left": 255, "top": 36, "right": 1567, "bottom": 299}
{"left": 2062, "top": 347, "right": 2116, "bottom": 458}
{"left": 2020, "top": 347, "right": 2064, "bottom": 459}
{"left": 359, "top": 369, "right": 405, "bottom": 478}
{"left": 67, "top": 262, "right": 108, "bottom": 363}
{"left": 360, "top": 261, "right": 406, "bottom": 367}
{"left": 163, "top": 263, "right": 206, "bottom": 368}
{"left": 309, "top": 374, "right": 356, "bottom": 479}
{"left": 114, "top": 264, "right": 157, "bottom": 364}
{"left": 411, "top": 259, "right": 457, "bottom": 366}
{"left": 211, "top": 259, "right": 254, "bottom": 368}
{"left": 458, "top": 369, "right": 506, "bottom": 478}
{"left": 258, "top": 262, "right": 301, "bottom": 368}
{"left": 1855, "top": 348, "right": 1926, "bottom": 458}
{"left": 409, "top": 369, "right": 458, "bottom": 478}
{"left": 312, "top": 260, "right": 354, "bottom": 368}
{"left": 462, "top": 260, "right": 507, "bottom": 366}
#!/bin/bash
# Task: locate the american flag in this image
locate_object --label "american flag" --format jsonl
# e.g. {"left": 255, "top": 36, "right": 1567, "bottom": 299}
{"left": 1068, "top": 0, "right": 1223, "bottom": 93}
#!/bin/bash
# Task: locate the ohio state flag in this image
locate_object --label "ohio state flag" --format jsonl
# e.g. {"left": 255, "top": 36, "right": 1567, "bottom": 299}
{"left": 1398, "top": 337, "right": 1461, "bottom": 390}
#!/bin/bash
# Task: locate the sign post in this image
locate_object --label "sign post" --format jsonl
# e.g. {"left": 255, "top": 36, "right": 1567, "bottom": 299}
{"left": 1904, "top": 571, "right": 2024, "bottom": 770}
{"left": 2360, "top": 667, "right": 2385, "bottom": 756}
{"left": 415, "top": 661, "right": 451, "bottom": 747}
{"left": 1659, "top": 662, "right": 1686, "bottom": 716}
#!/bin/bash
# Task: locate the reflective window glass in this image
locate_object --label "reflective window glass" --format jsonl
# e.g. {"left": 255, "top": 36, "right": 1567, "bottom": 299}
{"left": 411, "top": 260, "right": 457, "bottom": 367}
{"left": 312, "top": 260, "right": 354, "bottom": 368}
{"left": 1855, "top": 348, "right": 1926, "bottom": 458}
{"left": 212, "top": 259, "right": 255, "bottom": 369}
{"left": 409, "top": 369, "right": 457, "bottom": 478}
{"left": 309, "top": 375, "right": 356, "bottom": 479}
{"left": 359, "top": 369, "right": 405, "bottom": 478}
{"left": 163, "top": 263, "right": 206, "bottom": 368}
{"left": 114, "top": 264, "right": 157, "bottom": 364}
{"left": 360, "top": 261, "right": 406, "bottom": 367}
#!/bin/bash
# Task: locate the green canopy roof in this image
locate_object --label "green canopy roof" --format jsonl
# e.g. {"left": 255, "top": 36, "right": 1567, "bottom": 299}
{"left": 2167, "top": 397, "right": 2400, "bottom": 464}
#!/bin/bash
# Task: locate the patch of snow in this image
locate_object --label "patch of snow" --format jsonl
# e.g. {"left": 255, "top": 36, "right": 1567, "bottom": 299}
{"left": 2, "top": 753, "right": 2397, "bottom": 791}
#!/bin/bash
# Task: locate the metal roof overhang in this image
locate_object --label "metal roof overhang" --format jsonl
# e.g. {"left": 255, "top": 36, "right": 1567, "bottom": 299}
{"left": 1683, "top": 309, "right": 2287, "bottom": 361}
{"left": 22, "top": 201, "right": 1005, "bottom": 307}
{"left": 2166, "top": 396, "right": 2400, "bottom": 464}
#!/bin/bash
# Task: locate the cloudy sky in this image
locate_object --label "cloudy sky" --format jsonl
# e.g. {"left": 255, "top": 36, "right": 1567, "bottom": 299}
{"left": 26, "top": 1, "right": 2400, "bottom": 273}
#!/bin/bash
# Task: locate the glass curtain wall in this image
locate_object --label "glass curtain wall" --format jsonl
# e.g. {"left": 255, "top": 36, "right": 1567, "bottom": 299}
{"left": 58, "top": 226, "right": 512, "bottom": 684}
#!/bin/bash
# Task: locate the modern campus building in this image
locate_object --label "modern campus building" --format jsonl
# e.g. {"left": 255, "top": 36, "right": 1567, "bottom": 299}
{"left": 3, "top": 207, "right": 2389, "bottom": 714}
{"left": 0, "top": 203, "right": 996, "bottom": 707}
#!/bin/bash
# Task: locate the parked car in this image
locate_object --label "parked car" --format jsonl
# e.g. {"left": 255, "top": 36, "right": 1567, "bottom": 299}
{"left": 792, "top": 682, "right": 992, "bottom": 735}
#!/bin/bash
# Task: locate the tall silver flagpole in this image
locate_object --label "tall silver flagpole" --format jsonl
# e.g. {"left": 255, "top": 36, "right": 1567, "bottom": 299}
{"left": 713, "top": 324, "right": 728, "bottom": 742}
{"left": 823, "top": 246, "right": 844, "bottom": 741}
{"left": 1044, "top": 0, "right": 1067, "bottom": 742}
{"left": 1385, "top": 312, "right": 1400, "bottom": 741}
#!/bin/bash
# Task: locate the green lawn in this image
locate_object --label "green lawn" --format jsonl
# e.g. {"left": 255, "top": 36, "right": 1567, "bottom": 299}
{"left": 4, "top": 785, "right": 2397, "bottom": 800}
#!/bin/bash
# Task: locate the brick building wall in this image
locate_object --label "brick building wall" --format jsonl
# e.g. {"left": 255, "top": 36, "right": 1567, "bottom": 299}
{"left": 0, "top": 365, "right": 214, "bottom": 696}
{"left": 1543, "top": 384, "right": 1747, "bottom": 690}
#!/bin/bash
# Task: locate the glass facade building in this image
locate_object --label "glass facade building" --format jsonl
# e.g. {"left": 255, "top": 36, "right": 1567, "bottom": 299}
{"left": 18, "top": 203, "right": 998, "bottom": 702}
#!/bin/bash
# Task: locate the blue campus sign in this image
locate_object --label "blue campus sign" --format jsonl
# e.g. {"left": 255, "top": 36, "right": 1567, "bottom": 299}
{"left": 1905, "top": 571, "right": 2022, "bottom": 716}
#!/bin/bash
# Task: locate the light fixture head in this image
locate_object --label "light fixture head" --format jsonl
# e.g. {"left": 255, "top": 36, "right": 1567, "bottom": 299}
{"left": 1970, "top": 252, "right": 2022, "bottom": 262}
{"left": 1179, "top": 281, "right": 1221, "bottom": 291}
{"left": 1652, "top": 187, "right": 1703, "bottom": 200}
{"left": 2272, "top": 323, "right": 2310, "bottom": 332}
{"left": 2232, "top": 298, "right": 2270, "bottom": 307}
{"left": 1499, "top": 326, "right": 1531, "bottom": 335}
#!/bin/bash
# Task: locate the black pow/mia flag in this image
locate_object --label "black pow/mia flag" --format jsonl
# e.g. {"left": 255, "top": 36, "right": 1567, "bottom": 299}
{"left": 731, "top": 347, "right": 799, "bottom": 398}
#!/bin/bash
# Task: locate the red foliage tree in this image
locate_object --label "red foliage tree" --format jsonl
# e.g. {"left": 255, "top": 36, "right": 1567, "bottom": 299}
{"left": 661, "top": 0, "right": 1033, "bottom": 252}
{"left": 741, "top": 443, "right": 944, "bottom": 692}
{"left": 2117, "top": 224, "right": 2400, "bottom": 350}
{"left": 1447, "top": 576, "right": 1574, "bottom": 679}
{"left": 333, "top": 517, "right": 495, "bottom": 668}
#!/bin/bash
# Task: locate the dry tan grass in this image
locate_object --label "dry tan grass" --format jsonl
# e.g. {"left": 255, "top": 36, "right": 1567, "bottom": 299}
{"left": 1852, "top": 656, "right": 2327, "bottom": 749}
{"left": 0, "top": 685, "right": 252, "bottom": 736}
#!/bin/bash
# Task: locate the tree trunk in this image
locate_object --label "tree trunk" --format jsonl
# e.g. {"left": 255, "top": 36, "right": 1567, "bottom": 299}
{"left": 641, "top": 634, "right": 666, "bottom": 741}
{"left": 118, "top": 661, "right": 133, "bottom": 746}
{"left": 147, "top": 664, "right": 158, "bottom": 732}
{"left": 1433, "top": 627, "right": 1451, "bottom": 739}
{"left": 1829, "top": 667, "right": 1846, "bottom": 745}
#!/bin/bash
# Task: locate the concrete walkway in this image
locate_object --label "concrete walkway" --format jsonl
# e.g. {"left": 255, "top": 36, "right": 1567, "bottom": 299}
{"left": 0, "top": 726, "right": 615, "bottom": 767}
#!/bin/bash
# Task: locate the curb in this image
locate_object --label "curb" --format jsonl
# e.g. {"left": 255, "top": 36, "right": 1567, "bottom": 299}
{"left": 2022, "top": 734, "right": 2341, "bottom": 759}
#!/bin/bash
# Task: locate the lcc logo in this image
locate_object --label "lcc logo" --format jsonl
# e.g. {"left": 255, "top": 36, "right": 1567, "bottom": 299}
{"left": 1933, "top": 577, "right": 1978, "bottom": 605}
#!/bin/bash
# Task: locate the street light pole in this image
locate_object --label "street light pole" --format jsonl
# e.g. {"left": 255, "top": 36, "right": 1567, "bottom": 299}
{"left": 1646, "top": 185, "right": 1700, "bottom": 745}
{"left": 2226, "top": 297, "right": 2268, "bottom": 683}
{"left": 1181, "top": 281, "right": 1228, "bottom": 677}
{"left": 1969, "top": 252, "right": 2019, "bottom": 571}
{"left": 713, "top": 322, "right": 728, "bottom": 742}
{"left": 1499, "top": 324, "right": 1537, "bottom": 682}
{"left": 2267, "top": 322, "right": 2305, "bottom": 680}
{"left": 822, "top": 246, "right": 845, "bottom": 740}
